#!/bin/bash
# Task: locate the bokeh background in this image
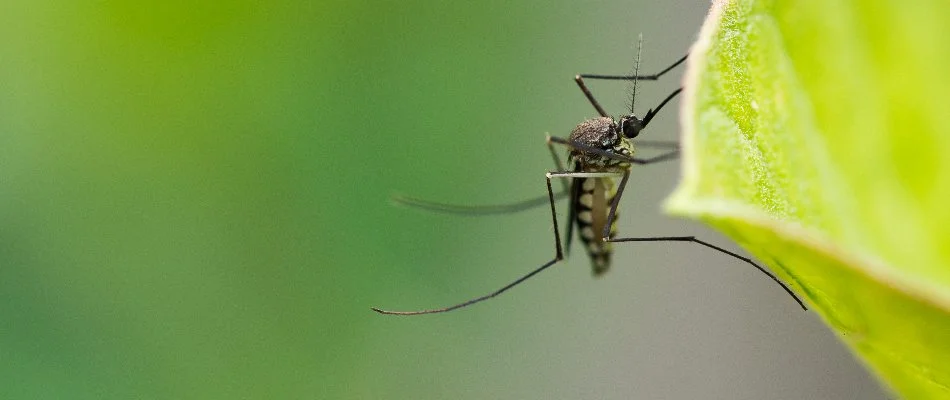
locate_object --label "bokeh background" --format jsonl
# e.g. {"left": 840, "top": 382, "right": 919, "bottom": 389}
{"left": 0, "top": 1, "right": 888, "bottom": 398}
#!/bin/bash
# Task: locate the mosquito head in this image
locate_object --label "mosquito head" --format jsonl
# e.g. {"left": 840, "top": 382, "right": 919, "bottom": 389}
{"left": 619, "top": 114, "right": 645, "bottom": 139}
{"left": 568, "top": 117, "right": 634, "bottom": 167}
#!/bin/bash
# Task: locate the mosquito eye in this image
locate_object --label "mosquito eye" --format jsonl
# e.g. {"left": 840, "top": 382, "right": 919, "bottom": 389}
{"left": 622, "top": 117, "right": 642, "bottom": 138}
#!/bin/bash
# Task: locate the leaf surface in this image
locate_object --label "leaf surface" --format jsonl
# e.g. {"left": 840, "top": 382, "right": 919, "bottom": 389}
{"left": 667, "top": 0, "right": 950, "bottom": 397}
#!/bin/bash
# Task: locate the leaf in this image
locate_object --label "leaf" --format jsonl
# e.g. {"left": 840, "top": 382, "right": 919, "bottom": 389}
{"left": 665, "top": 0, "right": 950, "bottom": 397}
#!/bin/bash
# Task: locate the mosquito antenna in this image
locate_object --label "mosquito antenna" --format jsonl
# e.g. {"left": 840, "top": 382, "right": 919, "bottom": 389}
{"left": 628, "top": 33, "right": 644, "bottom": 114}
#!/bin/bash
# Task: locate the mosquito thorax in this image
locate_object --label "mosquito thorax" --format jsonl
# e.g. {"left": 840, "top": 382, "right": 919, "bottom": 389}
{"left": 568, "top": 116, "right": 634, "bottom": 168}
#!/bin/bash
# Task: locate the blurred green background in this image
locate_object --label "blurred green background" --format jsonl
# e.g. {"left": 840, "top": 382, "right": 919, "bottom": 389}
{"left": 0, "top": 1, "right": 886, "bottom": 398}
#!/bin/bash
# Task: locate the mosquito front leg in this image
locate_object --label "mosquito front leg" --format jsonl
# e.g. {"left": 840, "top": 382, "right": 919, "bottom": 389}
{"left": 574, "top": 75, "right": 610, "bottom": 117}
{"left": 575, "top": 54, "right": 688, "bottom": 117}
{"left": 579, "top": 54, "right": 687, "bottom": 81}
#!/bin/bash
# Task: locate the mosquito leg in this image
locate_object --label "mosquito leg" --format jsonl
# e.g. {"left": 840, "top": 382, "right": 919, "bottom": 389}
{"left": 392, "top": 191, "right": 569, "bottom": 216}
{"left": 579, "top": 54, "right": 688, "bottom": 81}
{"left": 372, "top": 171, "right": 613, "bottom": 315}
{"left": 547, "top": 136, "right": 678, "bottom": 166}
{"left": 575, "top": 75, "right": 610, "bottom": 117}
{"left": 553, "top": 82, "right": 684, "bottom": 164}
{"left": 631, "top": 149, "right": 679, "bottom": 165}
{"left": 546, "top": 135, "right": 573, "bottom": 195}
{"left": 607, "top": 235, "right": 808, "bottom": 310}
{"left": 593, "top": 170, "right": 805, "bottom": 309}
{"left": 576, "top": 54, "right": 686, "bottom": 115}
{"left": 544, "top": 137, "right": 576, "bottom": 252}
{"left": 602, "top": 170, "right": 631, "bottom": 242}
{"left": 634, "top": 140, "right": 679, "bottom": 149}
{"left": 391, "top": 134, "right": 574, "bottom": 217}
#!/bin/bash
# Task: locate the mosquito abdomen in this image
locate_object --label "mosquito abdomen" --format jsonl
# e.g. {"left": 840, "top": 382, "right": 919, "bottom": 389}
{"left": 574, "top": 177, "right": 619, "bottom": 276}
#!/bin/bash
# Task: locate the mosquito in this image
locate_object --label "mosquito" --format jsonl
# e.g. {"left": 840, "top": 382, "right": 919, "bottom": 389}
{"left": 373, "top": 44, "right": 806, "bottom": 316}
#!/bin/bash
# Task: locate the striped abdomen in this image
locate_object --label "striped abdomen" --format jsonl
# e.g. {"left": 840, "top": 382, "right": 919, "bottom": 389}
{"left": 573, "top": 176, "right": 619, "bottom": 276}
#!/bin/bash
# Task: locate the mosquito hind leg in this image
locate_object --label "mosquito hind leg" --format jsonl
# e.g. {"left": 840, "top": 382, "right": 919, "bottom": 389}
{"left": 595, "top": 171, "right": 806, "bottom": 310}
{"left": 391, "top": 134, "right": 575, "bottom": 217}
{"left": 372, "top": 171, "right": 616, "bottom": 315}
{"left": 606, "top": 235, "right": 807, "bottom": 310}
{"left": 392, "top": 191, "right": 569, "bottom": 216}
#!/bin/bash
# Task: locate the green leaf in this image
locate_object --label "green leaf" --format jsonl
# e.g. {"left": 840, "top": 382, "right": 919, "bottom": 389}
{"left": 665, "top": 0, "right": 950, "bottom": 397}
